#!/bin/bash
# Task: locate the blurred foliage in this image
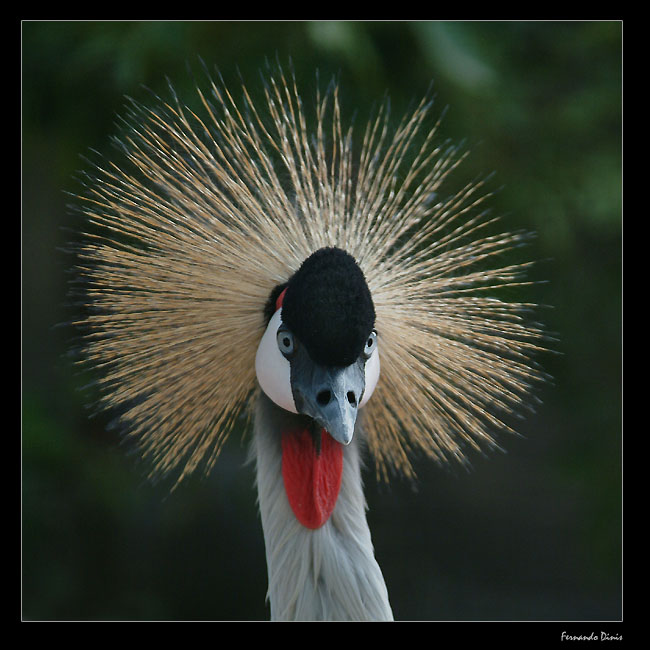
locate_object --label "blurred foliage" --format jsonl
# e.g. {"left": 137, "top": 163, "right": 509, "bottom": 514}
{"left": 22, "top": 21, "right": 621, "bottom": 621}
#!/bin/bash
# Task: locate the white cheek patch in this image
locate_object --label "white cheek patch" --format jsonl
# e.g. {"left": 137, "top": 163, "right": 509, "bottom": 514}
{"left": 255, "top": 309, "right": 298, "bottom": 413}
{"left": 360, "top": 347, "right": 380, "bottom": 408}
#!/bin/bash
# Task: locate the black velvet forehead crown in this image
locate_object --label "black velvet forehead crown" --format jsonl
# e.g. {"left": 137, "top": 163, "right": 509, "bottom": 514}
{"left": 280, "top": 247, "right": 376, "bottom": 367}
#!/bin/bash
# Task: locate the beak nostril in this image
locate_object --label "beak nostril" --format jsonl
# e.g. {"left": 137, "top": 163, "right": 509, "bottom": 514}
{"left": 317, "top": 390, "right": 332, "bottom": 406}
{"left": 347, "top": 391, "right": 357, "bottom": 406}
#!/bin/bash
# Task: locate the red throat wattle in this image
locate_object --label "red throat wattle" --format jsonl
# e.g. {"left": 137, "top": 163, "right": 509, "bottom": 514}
{"left": 281, "top": 428, "right": 343, "bottom": 529}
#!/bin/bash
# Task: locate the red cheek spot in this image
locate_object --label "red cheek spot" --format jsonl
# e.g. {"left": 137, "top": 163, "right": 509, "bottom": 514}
{"left": 276, "top": 287, "right": 287, "bottom": 311}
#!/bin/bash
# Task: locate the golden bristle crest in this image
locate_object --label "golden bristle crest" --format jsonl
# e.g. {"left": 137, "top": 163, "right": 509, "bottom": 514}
{"left": 71, "top": 65, "right": 546, "bottom": 485}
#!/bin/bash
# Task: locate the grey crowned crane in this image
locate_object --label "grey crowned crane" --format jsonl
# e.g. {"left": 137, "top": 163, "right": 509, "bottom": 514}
{"left": 71, "top": 66, "right": 545, "bottom": 621}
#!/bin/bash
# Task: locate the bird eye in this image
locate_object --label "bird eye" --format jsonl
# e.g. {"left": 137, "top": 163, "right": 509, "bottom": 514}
{"left": 277, "top": 328, "right": 295, "bottom": 357}
{"left": 363, "top": 330, "right": 377, "bottom": 359}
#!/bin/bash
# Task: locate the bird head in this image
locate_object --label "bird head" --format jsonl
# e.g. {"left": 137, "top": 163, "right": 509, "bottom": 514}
{"left": 255, "top": 247, "right": 380, "bottom": 445}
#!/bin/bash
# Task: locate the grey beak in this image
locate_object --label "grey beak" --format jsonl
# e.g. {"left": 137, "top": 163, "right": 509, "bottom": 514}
{"left": 291, "top": 360, "right": 365, "bottom": 446}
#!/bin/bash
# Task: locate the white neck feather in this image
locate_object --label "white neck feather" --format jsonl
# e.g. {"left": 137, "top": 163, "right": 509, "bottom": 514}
{"left": 252, "top": 393, "right": 393, "bottom": 621}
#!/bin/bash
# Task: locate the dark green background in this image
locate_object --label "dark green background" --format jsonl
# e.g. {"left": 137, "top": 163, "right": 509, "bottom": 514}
{"left": 22, "top": 21, "right": 622, "bottom": 621}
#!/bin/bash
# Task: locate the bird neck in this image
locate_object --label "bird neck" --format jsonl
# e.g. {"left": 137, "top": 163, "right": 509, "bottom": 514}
{"left": 252, "top": 392, "right": 393, "bottom": 621}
